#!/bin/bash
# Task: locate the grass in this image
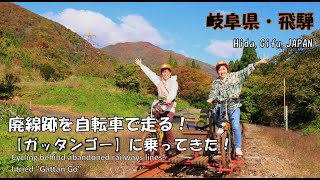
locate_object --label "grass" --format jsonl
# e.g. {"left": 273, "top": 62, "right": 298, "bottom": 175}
{"left": 302, "top": 116, "right": 320, "bottom": 136}
{"left": 17, "top": 75, "right": 193, "bottom": 117}
{"left": 259, "top": 125, "right": 320, "bottom": 178}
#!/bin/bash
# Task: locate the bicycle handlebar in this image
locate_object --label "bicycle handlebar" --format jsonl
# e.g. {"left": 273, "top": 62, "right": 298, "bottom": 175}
{"left": 156, "top": 99, "right": 172, "bottom": 105}
{"left": 158, "top": 99, "right": 166, "bottom": 104}
{"left": 208, "top": 98, "right": 244, "bottom": 105}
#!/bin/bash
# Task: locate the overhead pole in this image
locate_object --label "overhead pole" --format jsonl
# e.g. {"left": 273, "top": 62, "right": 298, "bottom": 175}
{"left": 284, "top": 78, "right": 287, "bottom": 131}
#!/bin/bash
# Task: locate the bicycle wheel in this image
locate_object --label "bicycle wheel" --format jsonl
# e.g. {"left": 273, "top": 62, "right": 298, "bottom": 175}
{"left": 203, "top": 116, "right": 216, "bottom": 156}
{"left": 220, "top": 132, "right": 231, "bottom": 168}
{"left": 230, "top": 133, "right": 237, "bottom": 160}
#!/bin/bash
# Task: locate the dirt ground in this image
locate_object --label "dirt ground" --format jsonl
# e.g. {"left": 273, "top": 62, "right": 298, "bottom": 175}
{"left": 124, "top": 123, "right": 311, "bottom": 178}
{"left": 234, "top": 123, "right": 305, "bottom": 178}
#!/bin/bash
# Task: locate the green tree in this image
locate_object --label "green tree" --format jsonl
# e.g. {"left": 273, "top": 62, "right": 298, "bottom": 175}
{"left": 195, "top": 63, "right": 201, "bottom": 70}
{"left": 39, "top": 64, "right": 55, "bottom": 81}
{"left": 239, "top": 86, "right": 258, "bottom": 123}
{"left": 0, "top": 66, "right": 21, "bottom": 99}
{"left": 114, "top": 63, "right": 140, "bottom": 93}
{"left": 191, "top": 59, "right": 196, "bottom": 69}
{"left": 167, "top": 53, "right": 178, "bottom": 67}
{"left": 185, "top": 60, "right": 191, "bottom": 67}
{"left": 173, "top": 59, "right": 179, "bottom": 68}
{"left": 228, "top": 60, "right": 240, "bottom": 72}
{"left": 167, "top": 53, "right": 174, "bottom": 66}
{"left": 248, "top": 30, "right": 320, "bottom": 131}
{"left": 230, "top": 47, "right": 259, "bottom": 72}
{"left": 240, "top": 47, "right": 259, "bottom": 67}
{"left": 228, "top": 60, "right": 234, "bottom": 71}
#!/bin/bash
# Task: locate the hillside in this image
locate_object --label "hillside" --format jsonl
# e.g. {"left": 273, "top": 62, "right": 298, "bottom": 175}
{"left": 11, "top": 75, "right": 192, "bottom": 117}
{"left": 0, "top": 2, "right": 210, "bottom": 110}
{"left": 103, "top": 42, "right": 218, "bottom": 78}
{"left": 0, "top": 2, "right": 118, "bottom": 79}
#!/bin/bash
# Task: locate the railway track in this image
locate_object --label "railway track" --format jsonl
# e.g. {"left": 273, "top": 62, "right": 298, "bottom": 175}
{"left": 127, "top": 163, "right": 172, "bottom": 178}
{"left": 126, "top": 162, "right": 237, "bottom": 178}
{"left": 126, "top": 154, "right": 244, "bottom": 178}
{"left": 126, "top": 128, "right": 247, "bottom": 178}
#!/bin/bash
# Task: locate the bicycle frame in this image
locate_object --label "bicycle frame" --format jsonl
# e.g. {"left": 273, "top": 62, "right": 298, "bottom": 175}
{"left": 140, "top": 100, "right": 168, "bottom": 161}
{"left": 135, "top": 99, "right": 245, "bottom": 173}
{"left": 211, "top": 100, "right": 238, "bottom": 169}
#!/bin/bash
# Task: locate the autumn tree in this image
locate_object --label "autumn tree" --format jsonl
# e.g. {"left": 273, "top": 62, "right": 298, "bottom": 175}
{"left": 138, "top": 68, "right": 157, "bottom": 96}
{"left": 174, "top": 66, "right": 213, "bottom": 108}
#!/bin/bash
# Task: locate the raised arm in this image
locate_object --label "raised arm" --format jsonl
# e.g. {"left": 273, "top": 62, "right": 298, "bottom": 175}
{"left": 135, "top": 58, "right": 160, "bottom": 86}
{"left": 256, "top": 57, "right": 268, "bottom": 65}
{"left": 166, "top": 76, "right": 178, "bottom": 103}
{"left": 236, "top": 57, "right": 268, "bottom": 83}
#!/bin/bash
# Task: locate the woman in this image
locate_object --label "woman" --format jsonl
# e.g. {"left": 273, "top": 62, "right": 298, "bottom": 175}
{"left": 207, "top": 58, "right": 268, "bottom": 157}
{"left": 135, "top": 58, "right": 179, "bottom": 157}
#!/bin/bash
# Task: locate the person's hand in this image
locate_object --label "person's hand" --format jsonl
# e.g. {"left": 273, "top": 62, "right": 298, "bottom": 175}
{"left": 207, "top": 98, "right": 213, "bottom": 104}
{"left": 257, "top": 54, "right": 269, "bottom": 65}
{"left": 257, "top": 58, "right": 268, "bottom": 65}
{"left": 135, "top": 58, "right": 142, "bottom": 66}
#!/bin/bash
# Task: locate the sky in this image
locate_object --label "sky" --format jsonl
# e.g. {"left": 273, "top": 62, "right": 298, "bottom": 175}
{"left": 13, "top": 2, "right": 319, "bottom": 65}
